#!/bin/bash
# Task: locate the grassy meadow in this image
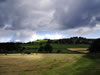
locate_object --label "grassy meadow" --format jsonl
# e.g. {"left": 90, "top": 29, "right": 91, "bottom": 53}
{"left": 22, "top": 43, "right": 89, "bottom": 53}
{"left": 0, "top": 53, "right": 100, "bottom": 75}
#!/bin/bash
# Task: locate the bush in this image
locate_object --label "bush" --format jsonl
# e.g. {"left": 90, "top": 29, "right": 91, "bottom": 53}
{"left": 44, "top": 43, "right": 53, "bottom": 53}
{"left": 38, "top": 46, "right": 44, "bottom": 53}
{"left": 38, "top": 43, "right": 53, "bottom": 53}
{"left": 57, "top": 50, "right": 61, "bottom": 53}
{"left": 0, "top": 43, "right": 23, "bottom": 54}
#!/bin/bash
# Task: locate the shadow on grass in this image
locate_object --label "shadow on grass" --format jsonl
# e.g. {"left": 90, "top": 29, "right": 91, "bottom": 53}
{"left": 72, "top": 53, "right": 100, "bottom": 75}
{"left": 0, "top": 51, "right": 87, "bottom": 55}
{"left": 41, "top": 52, "right": 100, "bottom": 75}
{"left": 56, "top": 53, "right": 100, "bottom": 75}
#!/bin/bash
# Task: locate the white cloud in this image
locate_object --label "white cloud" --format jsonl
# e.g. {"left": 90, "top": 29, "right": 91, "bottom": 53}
{"left": 32, "top": 33, "right": 65, "bottom": 41}
{"left": 95, "top": 24, "right": 100, "bottom": 30}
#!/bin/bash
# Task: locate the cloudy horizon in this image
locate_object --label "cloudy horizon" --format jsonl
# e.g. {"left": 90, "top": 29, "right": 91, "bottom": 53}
{"left": 0, "top": 0, "right": 100, "bottom": 42}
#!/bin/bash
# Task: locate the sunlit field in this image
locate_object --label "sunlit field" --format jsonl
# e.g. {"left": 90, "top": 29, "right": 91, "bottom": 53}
{"left": 68, "top": 48, "right": 88, "bottom": 53}
{"left": 0, "top": 54, "right": 83, "bottom": 75}
{"left": 0, "top": 53, "right": 100, "bottom": 75}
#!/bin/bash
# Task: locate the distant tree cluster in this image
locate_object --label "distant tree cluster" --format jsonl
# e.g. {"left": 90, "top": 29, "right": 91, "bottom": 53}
{"left": 27, "top": 37, "right": 94, "bottom": 44}
{"left": 88, "top": 38, "right": 100, "bottom": 53}
{"left": 38, "top": 41, "right": 53, "bottom": 53}
{"left": 0, "top": 42, "right": 23, "bottom": 54}
{"left": 57, "top": 37, "right": 94, "bottom": 44}
{"left": 0, "top": 37, "right": 96, "bottom": 54}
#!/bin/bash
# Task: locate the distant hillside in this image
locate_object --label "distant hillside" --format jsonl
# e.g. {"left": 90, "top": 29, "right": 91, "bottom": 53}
{"left": 28, "top": 37, "right": 95, "bottom": 44}
{"left": 0, "top": 37, "right": 96, "bottom": 54}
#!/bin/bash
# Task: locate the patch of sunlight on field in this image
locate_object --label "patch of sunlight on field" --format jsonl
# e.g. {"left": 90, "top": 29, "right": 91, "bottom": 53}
{"left": 68, "top": 48, "right": 88, "bottom": 51}
{"left": 24, "top": 54, "right": 43, "bottom": 60}
{"left": 0, "top": 54, "right": 44, "bottom": 61}
{"left": 68, "top": 48, "right": 88, "bottom": 53}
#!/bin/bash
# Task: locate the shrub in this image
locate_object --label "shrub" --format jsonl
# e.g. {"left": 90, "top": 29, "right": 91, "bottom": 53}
{"left": 44, "top": 43, "right": 53, "bottom": 53}
{"left": 38, "top": 43, "right": 53, "bottom": 53}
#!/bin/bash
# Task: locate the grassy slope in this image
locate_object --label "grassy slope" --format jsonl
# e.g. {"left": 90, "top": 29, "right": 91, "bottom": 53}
{"left": 42, "top": 54, "right": 100, "bottom": 75}
{"left": 33, "top": 39, "right": 59, "bottom": 43}
{"left": 0, "top": 54, "right": 100, "bottom": 75}
{"left": 22, "top": 44, "right": 89, "bottom": 48}
{"left": 34, "top": 40, "right": 48, "bottom": 43}
{"left": 22, "top": 44, "right": 89, "bottom": 53}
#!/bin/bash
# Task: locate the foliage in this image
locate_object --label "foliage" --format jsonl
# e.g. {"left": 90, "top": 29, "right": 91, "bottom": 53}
{"left": 0, "top": 37, "right": 93, "bottom": 53}
{"left": 0, "top": 42, "right": 23, "bottom": 54}
{"left": 38, "top": 41, "right": 53, "bottom": 53}
{"left": 88, "top": 38, "right": 100, "bottom": 53}
{"left": 44, "top": 43, "right": 53, "bottom": 53}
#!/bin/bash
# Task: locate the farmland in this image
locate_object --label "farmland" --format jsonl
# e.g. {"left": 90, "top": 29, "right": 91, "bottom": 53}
{"left": 22, "top": 43, "right": 89, "bottom": 53}
{"left": 0, "top": 53, "right": 100, "bottom": 75}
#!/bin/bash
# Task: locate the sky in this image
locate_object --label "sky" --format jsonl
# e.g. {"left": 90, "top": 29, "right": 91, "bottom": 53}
{"left": 0, "top": 0, "right": 100, "bottom": 42}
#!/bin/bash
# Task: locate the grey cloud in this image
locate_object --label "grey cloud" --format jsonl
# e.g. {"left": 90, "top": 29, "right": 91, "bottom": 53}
{"left": 1, "top": 0, "right": 100, "bottom": 31}
{"left": 0, "top": 0, "right": 100, "bottom": 42}
{"left": 0, "top": 0, "right": 6, "bottom": 2}
{"left": 0, "top": 0, "right": 54, "bottom": 30}
{"left": 54, "top": 0, "right": 100, "bottom": 29}
{"left": 10, "top": 30, "right": 35, "bottom": 42}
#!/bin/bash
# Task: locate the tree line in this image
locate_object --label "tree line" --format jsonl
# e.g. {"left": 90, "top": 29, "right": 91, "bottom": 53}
{"left": 0, "top": 37, "right": 99, "bottom": 54}
{"left": 0, "top": 42, "right": 23, "bottom": 54}
{"left": 28, "top": 37, "right": 95, "bottom": 44}
{"left": 0, "top": 42, "right": 53, "bottom": 54}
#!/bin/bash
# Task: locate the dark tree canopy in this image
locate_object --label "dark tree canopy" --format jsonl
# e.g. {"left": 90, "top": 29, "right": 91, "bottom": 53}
{"left": 44, "top": 43, "right": 53, "bottom": 53}
{"left": 0, "top": 43, "right": 23, "bottom": 54}
{"left": 89, "top": 38, "right": 100, "bottom": 53}
{"left": 38, "top": 42, "right": 53, "bottom": 53}
{"left": 38, "top": 46, "right": 44, "bottom": 53}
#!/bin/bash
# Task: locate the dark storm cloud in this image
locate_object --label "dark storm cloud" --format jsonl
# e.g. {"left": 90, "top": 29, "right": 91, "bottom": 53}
{"left": 0, "top": 0, "right": 55, "bottom": 30}
{"left": 0, "top": 0, "right": 6, "bottom": 2}
{"left": 54, "top": 0, "right": 100, "bottom": 29}
{"left": 0, "top": 0, "right": 100, "bottom": 42}
{"left": 0, "top": 0, "right": 100, "bottom": 30}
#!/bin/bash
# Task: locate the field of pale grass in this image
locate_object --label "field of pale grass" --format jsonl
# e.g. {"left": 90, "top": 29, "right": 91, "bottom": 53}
{"left": 0, "top": 53, "right": 100, "bottom": 75}
{"left": 0, "top": 54, "right": 82, "bottom": 75}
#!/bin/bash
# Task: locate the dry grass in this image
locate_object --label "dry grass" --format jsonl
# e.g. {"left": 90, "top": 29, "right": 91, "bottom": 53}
{"left": 68, "top": 48, "right": 88, "bottom": 53}
{"left": 0, "top": 54, "right": 83, "bottom": 75}
{"left": 68, "top": 48, "right": 88, "bottom": 51}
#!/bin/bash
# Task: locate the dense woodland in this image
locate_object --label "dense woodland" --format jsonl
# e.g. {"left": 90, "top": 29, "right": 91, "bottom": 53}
{"left": 0, "top": 37, "right": 98, "bottom": 54}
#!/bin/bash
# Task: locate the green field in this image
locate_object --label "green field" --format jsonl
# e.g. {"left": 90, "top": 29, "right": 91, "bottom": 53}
{"left": 0, "top": 53, "right": 100, "bottom": 75}
{"left": 22, "top": 44, "right": 89, "bottom": 53}
{"left": 22, "top": 44, "right": 89, "bottom": 48}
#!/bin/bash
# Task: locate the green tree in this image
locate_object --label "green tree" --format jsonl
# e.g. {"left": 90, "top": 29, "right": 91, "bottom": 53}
{"left": 88, "top": 39, "right": 100, "bottom": 53}
{"left": 38, "top": 46, "right": 44, "bottom": 53}
{"left": 44, "top": 43, "right": 53, "bottom": 53}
